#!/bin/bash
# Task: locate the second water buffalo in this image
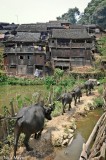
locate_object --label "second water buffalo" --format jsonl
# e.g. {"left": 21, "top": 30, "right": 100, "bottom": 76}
{"left": 57, "top": 92, "right": 73, "bottom": 115}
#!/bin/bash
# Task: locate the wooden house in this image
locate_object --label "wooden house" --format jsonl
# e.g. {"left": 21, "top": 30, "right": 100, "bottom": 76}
{"left": 46, "top": 20, "right": 70, "bottom": 30}
{"left": 4, "top": 32, "right": 46, "bottom": 75}
{"left": 84, "top": 24, "right": 106, "bottom": 39}
{"left": 49, "top": 28, "right": 95, "bottom": 70}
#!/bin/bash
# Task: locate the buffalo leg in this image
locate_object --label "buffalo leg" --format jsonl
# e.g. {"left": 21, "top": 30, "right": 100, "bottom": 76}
{"left": 62, "top": 105, "right": 66, "bottom": 115}
{"left": 89, "top": 89, "right": 91, "bottom": 95}
{"left": 68, "top": 102, "right": 71, "bottom": 111}
{"left": 74, "top": 97, "right": 77, "bottom": 106}
{"left": 34, "top": 128, "right": 43, "bottom": 140}
{"left": 23, "top": 134, "right": 33, "bottom": 151}
{"left": 86, "top": 89, "right": 88, "bottom": 96}
{"left": 13, "top": 125, "right": 21, "bottom": 159}
{"left": 78, "top": 96, "right": 80, "bottom": 103}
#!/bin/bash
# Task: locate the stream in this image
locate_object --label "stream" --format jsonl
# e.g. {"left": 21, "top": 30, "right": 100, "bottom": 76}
{"left": 54, "top": 108, "right": 103, "bottom": 160}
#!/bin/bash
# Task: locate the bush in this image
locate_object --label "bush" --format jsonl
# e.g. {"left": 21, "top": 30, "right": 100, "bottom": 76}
{"left": 93, "top": 97, "right": 104, "bottom": 107}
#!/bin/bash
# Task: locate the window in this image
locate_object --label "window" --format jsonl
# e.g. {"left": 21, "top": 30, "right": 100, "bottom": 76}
{"left": 19, "top": 56, "right": 24, "bottom": 59}
{"left": 28, "top": 55, "right": 32, "bottom": 60}
{"left": 10, "top": 65, "right": 16, "bottom": 68}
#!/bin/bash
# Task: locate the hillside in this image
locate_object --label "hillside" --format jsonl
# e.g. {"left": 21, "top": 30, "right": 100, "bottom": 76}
{"left": 78, "top": 0, "right": 106, "bottom": 29}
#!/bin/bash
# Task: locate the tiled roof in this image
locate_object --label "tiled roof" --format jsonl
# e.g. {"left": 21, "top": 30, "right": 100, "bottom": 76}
{"left": 84, "top": 24, "right": 99, "bottom": 28}
{"left": 70, "top": 25, "right": 86, "bottom": 29}
{"left": 7, "top": 32, "right": 41, "bottom": 42}
{"left": 47, "top": 20, "right": 70, "bottom": 28}
{"left": 35, "top": 23, "right": 47, "bottom": 31}
{"left": 48, "top": 20, "right": 70, "bottom": 24}
{"left": 3, "top": 24, "right": 18, "bottom": 30}
{"left": 47, "top": 21, "right": 62, "bottom": 28}
{"left": 16, "top": 23, "right": 47, "bottom": 32}
{"left": 51, "top": 29, "right": 91, "bottom": 39}
{"left": 0, "top": 30, "right": 9, "bottom": 34}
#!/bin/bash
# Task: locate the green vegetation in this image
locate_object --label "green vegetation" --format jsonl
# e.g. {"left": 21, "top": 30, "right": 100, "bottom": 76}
{"left": 0, "top": 46, "right": 4, "bottom": 70}
{"left": 97, "top": 36, "right": 106, "bottom": 56}
{"left": 57, "top": 7, "right": 80, "bottom": 24}
{"left": 93, "top": 97, "right": 104, "bottom": 107}
{"left": 0, "top": 75, "right": 44, "bottom": 85}
{"left": 78, "top": 0, "right": 106, "bottom": 28}
{"left": 57, "top": 0, "right": 106, "bottom": 28}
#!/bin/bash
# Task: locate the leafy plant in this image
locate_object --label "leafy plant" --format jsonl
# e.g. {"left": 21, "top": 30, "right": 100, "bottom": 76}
{"left": 44, "top": 76, "right": 56, "bottom": 90}
{"left": 93, "top": 97, "right": 104, "bottom": 107}
{"left": 16, "top": 95, "right": 24, "bottom": 109}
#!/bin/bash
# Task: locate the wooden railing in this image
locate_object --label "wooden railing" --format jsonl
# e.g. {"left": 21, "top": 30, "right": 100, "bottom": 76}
{"left": 79, "top": 112, "right": 106, "bottom": 160}
{"left": 4, "top": 47, "right": 46, "bottom": 53}
{"left": 49, "top": 43, "right": 92, "bottom": 48}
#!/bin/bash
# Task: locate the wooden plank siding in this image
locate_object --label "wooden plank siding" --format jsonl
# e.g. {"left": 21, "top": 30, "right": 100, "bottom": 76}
{"left": 4, "top": 53, "right": 46, "bottom": 75}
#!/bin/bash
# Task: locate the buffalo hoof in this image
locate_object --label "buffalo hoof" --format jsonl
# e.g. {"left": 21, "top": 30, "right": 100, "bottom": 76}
{"left": 34, "top": 133, "right": 41, "bottom": 140}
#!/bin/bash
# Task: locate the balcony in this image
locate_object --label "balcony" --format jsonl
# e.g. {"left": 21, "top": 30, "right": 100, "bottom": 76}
{"left": 71, "top": 43, "right": 92, "bottom": 48}
{"left": 49, "top": 43, "right": 70, "bottom": 48}
{"left": 4, "top": 46, "right": 46, "bottom": 54}
{"left": 49, "top": 43, "right": 93, "bottom": 49}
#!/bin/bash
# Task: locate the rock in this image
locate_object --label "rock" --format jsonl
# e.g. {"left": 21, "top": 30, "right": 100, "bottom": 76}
{"left": 62, "top": 139, "right": 69, "bottom": 146}
{"left": 68, "top": 129, "right": 74, "bottom": 133}
{"left": 51, "top": 131, "right": 63, "bottom": 147}
{"left": 84, "top": 106, "right": 90, "bottom": 111}
{"left": 70, "top": 124, "right": 77, "bottom": 130}
{"left": 63, "top": 133, "right": 68, "bottom": 139}
{"left": 68, "top": 133, "right": 73, "bottom": 139}
{"left": 68, "top": 137, "right": 74, "bottom": 146}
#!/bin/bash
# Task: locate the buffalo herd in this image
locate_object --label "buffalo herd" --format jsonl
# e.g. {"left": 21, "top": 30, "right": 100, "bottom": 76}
{"left": 13, "top": 79, "right": 100, "bottom": 159}
{"left": 57, "top": 79, "right": 100, "bottom": 114}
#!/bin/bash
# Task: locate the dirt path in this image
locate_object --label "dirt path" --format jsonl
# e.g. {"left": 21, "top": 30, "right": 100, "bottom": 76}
{"left": 12, "top": 90, "right": 99, "bottom": 160}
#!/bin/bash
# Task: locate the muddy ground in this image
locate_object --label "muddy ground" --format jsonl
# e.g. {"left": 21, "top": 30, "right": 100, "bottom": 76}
{"left": 10, "top": 90, "right": 100, "bottom": 160}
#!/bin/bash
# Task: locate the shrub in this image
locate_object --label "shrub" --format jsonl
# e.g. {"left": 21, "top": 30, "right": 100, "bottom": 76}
{"left": 93, "top": 97, "right": 104, "bottom": 107}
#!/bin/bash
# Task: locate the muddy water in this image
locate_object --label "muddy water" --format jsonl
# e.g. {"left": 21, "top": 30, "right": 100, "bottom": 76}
{"left": 54, "top": 108, "right": 103, "bottom": 160}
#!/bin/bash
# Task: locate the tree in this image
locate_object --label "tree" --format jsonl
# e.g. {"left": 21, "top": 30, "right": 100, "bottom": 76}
{"left": 57, "top": 7, "right": 80, "bottom": 24}
{"left": 78, "top": 0, "right": 106, "bottom": 28}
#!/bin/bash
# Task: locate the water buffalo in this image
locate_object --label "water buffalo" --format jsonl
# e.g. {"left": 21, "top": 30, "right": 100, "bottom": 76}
{"left": 13, "top": 103, "right": 55, "bottom": 159}
{"left": 83, "top": 79, "right": 100, "bottom": 96}
{"left": 71, "top": 86, "right": 82, "bottom": 106}
{"left": 84, "top": 80, "right": 94, "bottom": 96}
{"left": 57, "top": 92, "right": 73, "bottom": 115}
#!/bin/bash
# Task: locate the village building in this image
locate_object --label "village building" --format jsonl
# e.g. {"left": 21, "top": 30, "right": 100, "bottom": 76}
{"left": 3, "top": 21, "right": 100, "bottom": 76}
{"left": 48, "top": 28, "right": 95, "bottom": 70}
{"left": 84, "top": 24, "right": 106, "bottom": 39}
{"left": 4, "top": 32, "right": 46, "bottom": 75}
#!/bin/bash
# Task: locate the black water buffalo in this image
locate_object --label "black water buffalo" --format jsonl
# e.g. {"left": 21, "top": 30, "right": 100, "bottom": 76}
{"left": 13, "top": 103, "right": 55, "bottom": 159}
{"left": 84, "top": 80, "right": 94, "bottom": 96}
{"left": 57, "top": 92, "right": 73, "bottom": 115}
{"left": 71, "top": 86, "right": 82, "bottom": 106}
{"left": 83, "top": 79, "right": 100, "bottom": 96}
